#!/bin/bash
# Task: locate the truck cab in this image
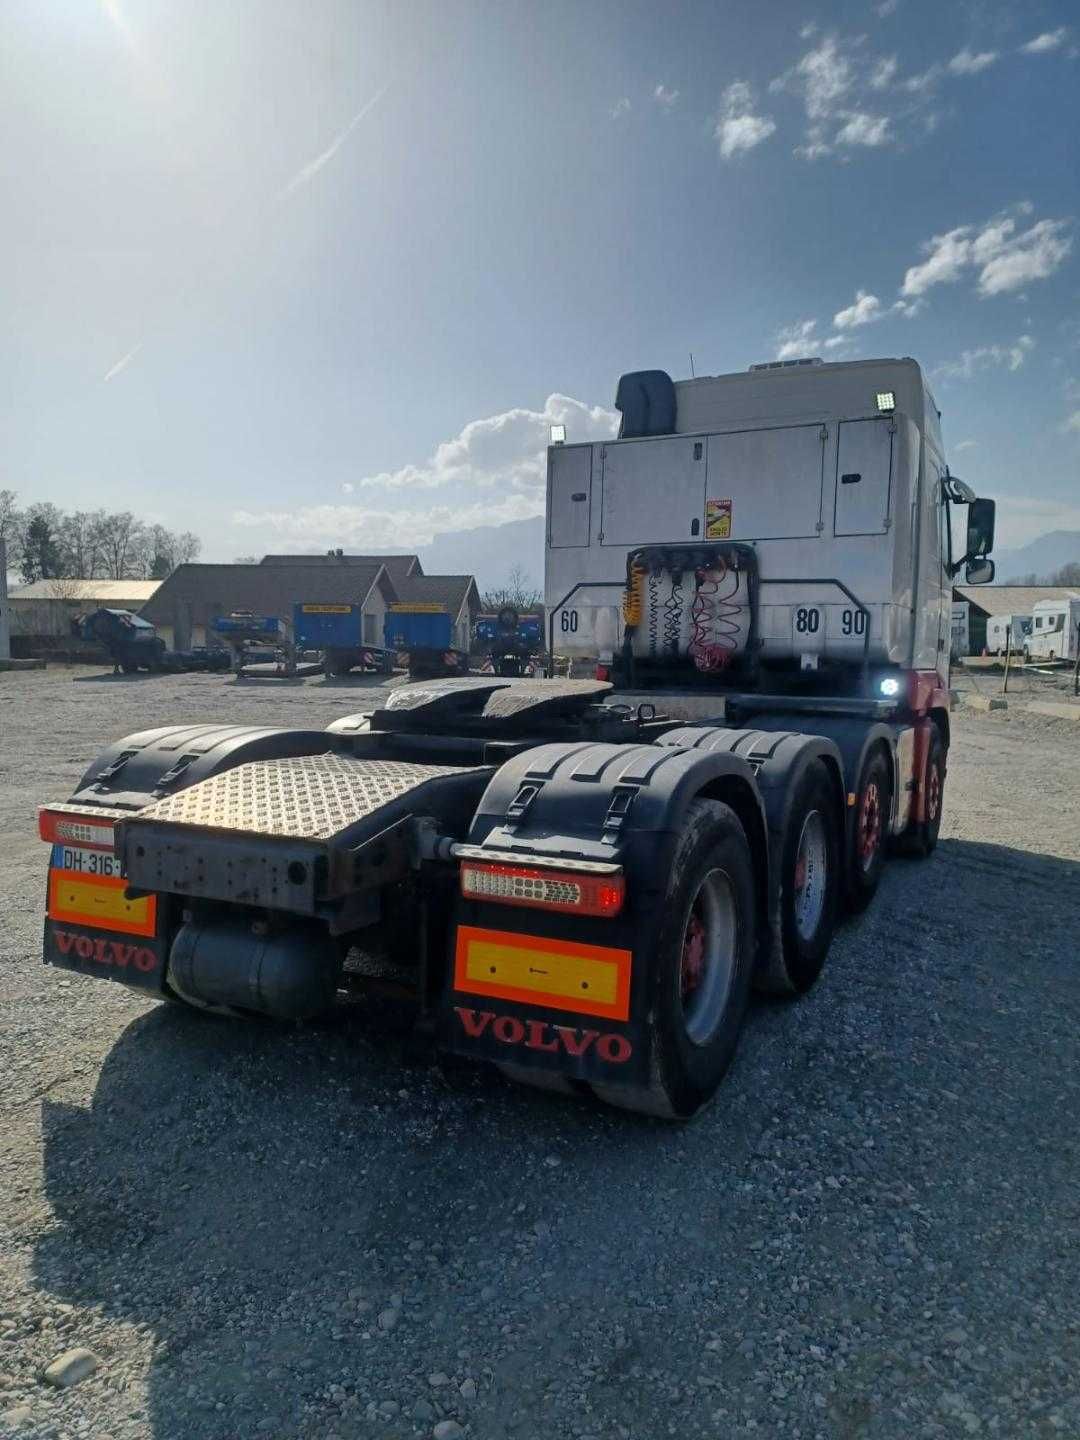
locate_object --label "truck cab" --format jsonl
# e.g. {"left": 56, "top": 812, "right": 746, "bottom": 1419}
{"left": 545, "top": 357, "right": 995, "bottom": 701}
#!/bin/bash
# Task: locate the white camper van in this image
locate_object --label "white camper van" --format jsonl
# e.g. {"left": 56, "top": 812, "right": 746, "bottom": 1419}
{"left": 951, "top": 602, "right": 970, "bottom": 659}
{"left": 986, "top": 613, "right": 1031, "bottom": 656}
{"left": 1024, "top": 596, "right": 1080, "bottom": 663}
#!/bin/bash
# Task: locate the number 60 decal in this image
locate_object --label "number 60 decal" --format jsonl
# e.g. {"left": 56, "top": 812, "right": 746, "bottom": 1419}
{"left": 560, "top": 610, "right": 579, "bottom": 633}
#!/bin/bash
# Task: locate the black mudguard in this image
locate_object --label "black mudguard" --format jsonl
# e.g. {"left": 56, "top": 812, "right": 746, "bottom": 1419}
{"left": 443, "top": 740, "right": 768, "bottom": 1088}
{"left": 653, "top": 727, "right": 846, "bottom": 978}
{"left": 44, "top": 724, "right": 338, "bottom": 990}
{"left": 723, "top": 714, "right": 896, "bottom": 874}
{"left": 68, "top": 723, "right": 337, "bottom": 810}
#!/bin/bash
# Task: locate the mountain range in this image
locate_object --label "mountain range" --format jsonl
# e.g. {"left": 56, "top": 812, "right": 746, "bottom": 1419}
{"left": 991, "top": 531, "right": 1080, "bottom": 584}
{"left": 422, "top": 519, "right": 1080, "bottom": 593}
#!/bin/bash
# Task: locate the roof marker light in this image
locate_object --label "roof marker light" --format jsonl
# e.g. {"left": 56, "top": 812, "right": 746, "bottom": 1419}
{"left": 876, "top": 391, "right": 896, "bottom": 413}
{"left": 550, "top": 424, "right": 566, "bottom": 446}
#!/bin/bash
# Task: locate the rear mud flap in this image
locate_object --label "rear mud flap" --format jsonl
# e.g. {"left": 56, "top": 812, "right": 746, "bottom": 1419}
{"left": 440, "top": 921, "right": 649, "bottom": 1087}
{"left": 44, "top": 918, "right": 167, "bottom": 993}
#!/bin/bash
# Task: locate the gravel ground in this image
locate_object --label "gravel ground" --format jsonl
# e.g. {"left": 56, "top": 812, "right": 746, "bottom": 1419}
{"left": 1, "top": 666, "right": 1078, "bottom": 1440}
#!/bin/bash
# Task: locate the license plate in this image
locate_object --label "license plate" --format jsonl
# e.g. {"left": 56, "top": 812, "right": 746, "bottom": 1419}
{"left": 52, "top": 844, "right": 122, "bottom": 879}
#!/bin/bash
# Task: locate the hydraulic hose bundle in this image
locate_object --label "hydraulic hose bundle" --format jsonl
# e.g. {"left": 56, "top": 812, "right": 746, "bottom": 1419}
{"left": 620, "top": 541, "right": 757, "bottom": 682}
{"left": 688, "top": 560, "right": 743, "bottom": 673}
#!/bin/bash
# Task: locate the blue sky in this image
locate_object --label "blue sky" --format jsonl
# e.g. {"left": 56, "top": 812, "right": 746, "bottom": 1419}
{"left": 3, "top": 0, "right": 1078, "bottom": 563}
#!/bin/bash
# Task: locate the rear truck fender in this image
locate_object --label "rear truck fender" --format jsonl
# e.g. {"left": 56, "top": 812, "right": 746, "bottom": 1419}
{"left": 441, "top": 740, "right": 768, "bottom": 1090}
{"left": 724, "top": 713, "right": 896, "bottom": 886}
{"left": 42, "top": 724, "right": 339, "bottom": 991}
{"left": 652, "top": 727, "right": 845, "bottom": 993}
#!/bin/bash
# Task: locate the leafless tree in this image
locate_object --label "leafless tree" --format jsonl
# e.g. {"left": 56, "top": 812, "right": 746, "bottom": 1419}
{"left": 481, "top": 565, "right": 543, "bottom": 613}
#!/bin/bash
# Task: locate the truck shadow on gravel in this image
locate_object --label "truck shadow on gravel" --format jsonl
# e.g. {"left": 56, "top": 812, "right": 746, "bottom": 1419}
{"left": 33, "top": 836, "right": 1080, "bottom": 1440}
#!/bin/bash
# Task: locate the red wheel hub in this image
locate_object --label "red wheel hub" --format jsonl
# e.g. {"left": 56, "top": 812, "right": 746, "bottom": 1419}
{"left": 927, "top": 762, "right": 940, "bottom": 822}
{"left": 681, "top": 910, "right": 706, "bottom": 997}
{"left": 858, "top": 781, "right": 881, "bottom": 865}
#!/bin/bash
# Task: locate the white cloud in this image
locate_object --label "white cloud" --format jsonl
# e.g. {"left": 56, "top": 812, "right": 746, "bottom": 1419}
{"left": 901, "top": 226, "right": 972, "bottom": 295}
{"left": 822, "top": 334, "right": 851, "bottom": 351}
{"left": 875, "top": 0, "right": 899, "bottom": 15}
{"left": 1021, "top": 28, "right": 1067, "bottom": 55}
{"left": 794, "top": 126, "right": 832, "bottom": 161}
{"left": 934, "top": 334, "right": 1035, "bottom": 380}
{"left": 653, "top": 83, "right": 680, "bottom": 108}
{"left": 714, "top": 81, "right": 777, "bottom": 159}
{"left": 870, "top": 55, "right": 898, "bottom": 88}
{"left": 900, "top": 64, "right": 942, "bottom": 93}
{"left": 892, "top": 297, "right": 925, "bottom": 318}
{"left": 835, "top": 111, "right": 890, "bottom": 146}
{"left": 833, "top": 290, "right": 883, "bottom": 328}
{"left": 901, "top": 209, "right": 1073, "bottom": 298}
{"left": 784, "top": 35, "right": 852, "bottom": 119}
{"left": 610, "top": 97, "right": 631, "bottom": 119}
{"left": 978, "top": 219, "right": 1073, "bottom": 296}
{"left": 233, "top": 394, "right": 617, "bottom": 550}
{"left": 232, "top": 494, "right": 547, "bottom": 551}
{"left": 947, "top": 48, "right": 998, "bottom": 75}
{"left": 1065, "top": 411, "right": 1080, "bottom": 434}
{"left": 953, "top": 439, "right": 977, "bottom": 451}
{"left": 350, "top": 394, "right": 616, "bottom": 495}
{"left": 775, "top": 319, "right": 819, "bottom": 360}
{"left": 799, "top": 21, "right": 817, "bottom": 40}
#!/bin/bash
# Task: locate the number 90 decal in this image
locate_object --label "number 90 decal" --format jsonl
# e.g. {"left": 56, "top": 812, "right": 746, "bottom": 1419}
{"left": 790, "top": 604, "right": 872, "bottom": 646}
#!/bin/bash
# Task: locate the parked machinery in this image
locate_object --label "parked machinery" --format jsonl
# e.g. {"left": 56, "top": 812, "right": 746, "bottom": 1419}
{"left": 293, "top": 604, "right": 394, "bottom": 678}
{"left": 475, "top": 607, "right": 544, "bottom": 677}
{"left": 210, "top": 612, "right": 295, "bottom": 677}
{"left": 384, "top": 603, "right": 468, "bottom": 679}
{"left": 74, "top": 608, "right": 230, "bottom": 674}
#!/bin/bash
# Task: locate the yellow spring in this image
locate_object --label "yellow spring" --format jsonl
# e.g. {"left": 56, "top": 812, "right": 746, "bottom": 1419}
{"left": 622, "top": 562, "right": 646, "bottom": 625}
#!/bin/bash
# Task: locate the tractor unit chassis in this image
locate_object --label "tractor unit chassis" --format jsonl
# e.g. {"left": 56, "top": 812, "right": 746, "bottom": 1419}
{"left": 40, "top": 675, "right": 946, "bottom": 1119}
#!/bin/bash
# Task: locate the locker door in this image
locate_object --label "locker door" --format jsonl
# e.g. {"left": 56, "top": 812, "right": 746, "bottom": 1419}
{"left": 600, "top": 436, "right": 705, "bottom": 545}
{"left": 834, "top": 420, "right": 893, "bottom": 536}
{"left": 548, "top": 446, "right": 592, "bottom": 548}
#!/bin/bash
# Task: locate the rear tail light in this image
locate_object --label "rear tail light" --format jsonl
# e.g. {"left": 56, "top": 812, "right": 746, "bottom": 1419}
{"left": 460, "top": 860, "right": 625, "bottom": 917}
{"left": 595, "top": 664, "right": 611, "bottom": 681}
{"left": 39, "top": 808, "right": 117, "bottom": 851}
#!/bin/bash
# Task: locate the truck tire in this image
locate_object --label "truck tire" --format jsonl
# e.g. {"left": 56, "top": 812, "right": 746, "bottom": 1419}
{"left": 593, "top": 799, "right": 756, "bottom": 1120}
{"left": 897, "top": 726, "right": 946, "bottom": 858}
{"left": 760, "top": 760, "right": 841, "bottom": 996}
{"left": 846, "top": 748, "right": 892, "bottom": 911}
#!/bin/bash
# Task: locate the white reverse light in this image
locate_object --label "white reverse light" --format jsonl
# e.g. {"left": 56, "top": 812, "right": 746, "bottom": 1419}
{"left": 879, "top": 676, "right": 901, "bottom": 697}
{"left": 550, "top": 423, "right": 566, "bottom": 445}
{"left": 876, "top": 391, "right": 896, "bottom": 413}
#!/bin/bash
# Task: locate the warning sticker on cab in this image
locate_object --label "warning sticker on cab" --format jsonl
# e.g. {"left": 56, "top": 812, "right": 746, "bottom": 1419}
{"left": 706, "top": 498, "right": 733, "bottom": 539}
{"left": 453, "top": 925, "right": 631, "bottom": 1021}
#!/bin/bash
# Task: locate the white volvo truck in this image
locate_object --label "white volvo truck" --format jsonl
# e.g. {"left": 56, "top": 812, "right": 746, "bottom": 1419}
{"left": 38, "top": 356, "right": 995, "bottom": 1119}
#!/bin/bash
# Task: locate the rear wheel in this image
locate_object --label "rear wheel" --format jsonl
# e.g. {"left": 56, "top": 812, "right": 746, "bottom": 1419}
{"left": 757, "top": 761, "right": 841, "bottom": 996}
{"left": 593, "top": 798, "right": 756, "bottom": 1119}
{"left": 846, "top": 748, "right": 892, "bottom": 911}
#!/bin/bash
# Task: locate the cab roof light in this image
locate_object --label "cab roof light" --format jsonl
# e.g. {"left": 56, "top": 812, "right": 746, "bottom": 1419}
{"left": 460, "top": 859, "right": 625, "bottom": 918}
{"left": 876, "top": 390, "right": 896, "bottom": 413}
{"left": 38, "top": 808, "right": 117, "bottom": 851}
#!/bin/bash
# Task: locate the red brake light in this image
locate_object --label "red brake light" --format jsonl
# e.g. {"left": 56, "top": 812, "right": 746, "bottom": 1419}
{"left": 460, "top": 860, "right": 625, "bottom": 918}
{"left": 39, "top": 808, "right": 117, "bottom": 851}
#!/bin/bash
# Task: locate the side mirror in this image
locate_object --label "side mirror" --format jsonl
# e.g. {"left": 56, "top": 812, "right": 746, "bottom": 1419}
{"left": 964, "top": 558, "right": 995, "bottom": 585}
{"left": 966, "top": 498, "right": 995, "bottom": 558}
